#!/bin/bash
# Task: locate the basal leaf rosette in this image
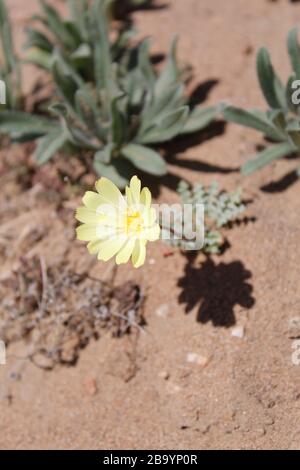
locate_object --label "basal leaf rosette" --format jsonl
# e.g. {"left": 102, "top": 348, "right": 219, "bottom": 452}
{"left": 75, "top": 176, "right": 160, "bottom": 268}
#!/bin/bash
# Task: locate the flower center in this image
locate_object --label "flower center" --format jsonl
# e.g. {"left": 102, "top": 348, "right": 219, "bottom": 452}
{"left": 126, "top": 210, "right": 143, "bottom": 234}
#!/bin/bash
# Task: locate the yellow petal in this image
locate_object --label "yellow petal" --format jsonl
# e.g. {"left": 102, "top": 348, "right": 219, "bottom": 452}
{"left": 94, "top": 204, "right": 126, "bottom": 228}
{"left": 132, "top": 239, "right": 146, "bottom": 268}
{"left": 76, "top": 224, "right": 99, "bottom": 241}
{"left": 125, "top": 185, "right": 134, "bottom": 207}
{"left": 140, "top": 187, "right": 151, "bottom": 208}
{"left": 82, "top": 191, "right": 105, "bottom": 211}
{"left": 87, "top": 239, "right": 102, "bottom": 254}
{"left": 116, "top": 238, "right": 135, "bottom": 265}
{"left": 97, "top": 235, "right": 127, "bottom": 262}
{"left": 75, "top": 207, "right": 107, "bottom": 224}
{"left": 142, "top": 224, "right": 160, "bottom": 242}
{"left": 95, "top": 177, "right": 126, "bottom": 209}
{"left": 96, "top": 225, "right": 124, "bottom": 239}
{"left": 129, "top": 176, "right": 141, "bottom": 205}
{"left": 143, "top": 207, "right": 157, "bottom": 226}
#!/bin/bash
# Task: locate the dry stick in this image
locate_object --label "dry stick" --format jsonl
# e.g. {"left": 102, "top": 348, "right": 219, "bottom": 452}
{"left": 111, "top": 311, "right": 145, "bottom": 334}
{"left": 103, "top": 261, "right": 119, "bottom": 294}
{"left": 105, "top": 259, "right": 147, "bottom": 335}
{"left": 38, "top": 255, "right": 48, "bottom": 318}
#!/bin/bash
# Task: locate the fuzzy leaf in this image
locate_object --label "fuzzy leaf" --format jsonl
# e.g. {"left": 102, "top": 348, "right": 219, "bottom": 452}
{"left": 25, "top": 27, "right": 52, "bottom": 53}
{"left": 141, "top": 84, "right": 185, "bottom": 128}
{"left": 94, "top": 144, "right": 115, "bottom": 164}
{"left": 67, "top": 0, "right": 89, "bottom": 42}
{"left": 34, "top": 128, "right": 67, "bottom": 164}
{"left": 70, "top": 43, "right": 91, "bottom": 60}
{"left": 93, "top": 158, "right": 132, "bottom": 189}
{"left": 74, "top": 87, "right": 107, "bottom": 141}
{"left": 92, "top": 0, "right": 113, "bottom": 95}
{"left": 25, "top": 47, "right": 52, "bottom": 69}
{"left": 155, "top": 36, "right": 179, "bottom": 95}
{"left": 52, "top": 53, "right": 84, "bottom": 108}
{"left": 121, "top": 143, "right": 167, "bottom": 175}
{"left": 268, "top": 109, "right": 286, "bottom": 130}
{"left": 288, "top": 28, "right": 300, "bottom": 80}
{"left": 138, "top": 38, "right": 155, "bottom": 90}
{"left": 241, "top": 142, "right": 295, "bottom": 175}
{"left": 1, "top": 19, "right": 16, "bottom": 71}
{"left": 180, "top": 106, "right": 217, "bottom": 134}
{"left": 40, "top": 0, "right": 77, "bottom": 50}
{"left": 50, "top": 102, "right": 100, "bottom": 149}
{"left": 111, "top": 95, "right": 126, "bottom": 146}
{"left": 286, "top": 120, "right": 300, "bottom": 149}
{"left": 0, "top": 111, "right": 56, "bottom": 140}
{"left": 286, "top": 75, "right": 299, "bottom": 113}
{"left": 256, "top": 47, "right": 286, "bottom": 109}
{"left": 222, "top": 106, "right": 286, "bottom": 141}
{"left": 137, "top": 106, "right": 189, "bottom": 144}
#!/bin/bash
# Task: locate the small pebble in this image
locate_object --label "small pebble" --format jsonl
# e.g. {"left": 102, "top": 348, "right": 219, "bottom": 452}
{"left": 166, "top": 382, "right": 181, "bottom": 394}
{"left": 155, "top": 304, "right": 170, "bottom": 318}
{"left": 158, "top": 371, "right": 170, "bottom": 381}
{"left": 288, "top": 317, "right": 300, "bottom": 339}
{"left": 186, "top": 353, "right": 209, "bottom": 367}
{"left": 264, "top": 415, "right": 275, "bottom": 426}
{"left": 84, "top": 377, "right": 98, "bottom": 396}
{"left": 231, "top": 326, "right": 245, "bottom": 339}
{"left": 254, "top": 427, "right": 266, "bottom": 438}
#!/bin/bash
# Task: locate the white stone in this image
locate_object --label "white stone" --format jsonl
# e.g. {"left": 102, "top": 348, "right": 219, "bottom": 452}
{"left": 186, "top": 353, "right": 209, "bottom": 367}
{"left": 231, "top": 326, "right": 245, "bottom": 338}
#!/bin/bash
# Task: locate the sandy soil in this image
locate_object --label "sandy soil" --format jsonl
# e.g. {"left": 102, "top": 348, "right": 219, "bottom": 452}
{"left": 1, "top": 0, "right": 300, "bottom": 450}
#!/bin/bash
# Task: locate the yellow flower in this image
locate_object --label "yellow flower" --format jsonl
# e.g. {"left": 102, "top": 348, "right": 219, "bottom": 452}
{"left": 75, "top": 176, "right": 160, "bottom": 268}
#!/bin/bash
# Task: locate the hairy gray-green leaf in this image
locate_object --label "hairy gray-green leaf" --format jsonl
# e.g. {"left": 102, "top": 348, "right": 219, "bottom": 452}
{"left": 223, "top": 106, "right": 285, "bottom": 141}
{"left": 0, "top": 111, "right": 56, "bottom": 140}
{"left": 241, "top": 142, "right": 295, "bottom": 175}
{"left": 34, "top": 128, "right": 67, "bottom": 164}
{"left": 137, "top": 106, "right": 189, "bottom": 144}
{"left": 288, "top": 28, "right": 300, "bottom": 80}
{"left": 121, "top": 143, "right": 167, "bottom": 175}
{"left": 181, "top": 106, "right": 217, "bottom": 134}
{"left": 155, "top": 36, "right": 179, "bottom": 96}
{"left": 93, "top": 158, "right": 132, "bottom": 188}
{"left": 257, "top": 47, "right": 286, "bottom": 109}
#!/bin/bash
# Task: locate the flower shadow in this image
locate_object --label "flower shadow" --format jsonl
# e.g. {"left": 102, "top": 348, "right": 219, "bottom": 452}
{"left": 178, "top": 257, "right": 255, "bottom": 327}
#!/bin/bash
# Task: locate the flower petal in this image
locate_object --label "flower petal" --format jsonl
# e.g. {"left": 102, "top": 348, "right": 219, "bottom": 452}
{"left": 142, "top": 224, "right": 160, "bottom": 242}
{"left": 97, "top": 235, "right": 127, "bottom": 262}
{"left": 126, "top": 175, "right": 142, "bottom": 208}
{"left": 75, "top": 207, "right": 107, "bottom": 224}
{"left": 116, "top": 238, "right": 135, "bottom": 265}
{"left": 87, "top": 239, "right": 102, "bottom": 255}
{"left": 95, "top": 177, "right": 126, "bottom": 209}
{"left": 96, "top": 225, "right": 124, "bottom": 239}
{"left": 143, "top": 207, "right": 157, "bottom": 226}
{"left": 76, "top": 224, "right": 99, "bottom": 241}
{"left": 132, "top": 239, "right": 147, "bottom": 268}
{"left": 140, "top": 187, "right": 151, "bottom": 208}
{"left": 82, "top": 191, "right": 105, "bottom": 211}
{"left": 129, "top": 176, "right": 141, "bottom": 205}
{"left": 125, "top": 185, "right": 134, "bottom": 207}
